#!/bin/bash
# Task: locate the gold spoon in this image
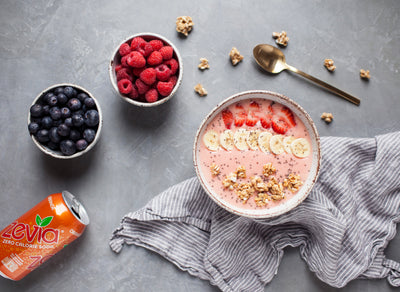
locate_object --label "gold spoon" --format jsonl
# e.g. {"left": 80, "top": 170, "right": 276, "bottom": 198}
{"left": 253, "top": 44, "right": 360, "bottom": 105}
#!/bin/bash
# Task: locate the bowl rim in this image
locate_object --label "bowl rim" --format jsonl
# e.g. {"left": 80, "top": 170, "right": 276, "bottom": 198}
{"left": 28, "top": 83, "right": 103, "bottom": 159}
{"left": 108, "top": 32, "right": 183, "bottom": 107}
{"left": 193, "top": 90, "right": 321, "bottom": 218}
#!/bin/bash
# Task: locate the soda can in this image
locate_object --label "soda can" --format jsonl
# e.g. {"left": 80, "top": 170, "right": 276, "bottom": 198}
{"left": 0, "top": 191, "right": 89, "bottom": 280}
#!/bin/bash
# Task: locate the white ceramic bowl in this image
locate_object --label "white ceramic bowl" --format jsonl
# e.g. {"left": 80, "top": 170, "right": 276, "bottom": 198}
{"left": 28, "top": 83, "right": 102, "bottom": 159}
{"left": 109, "top": 32, "right": 183, "bottom": 107}
{"left": 193, "top": 90, "right": 321, "bottom": 218}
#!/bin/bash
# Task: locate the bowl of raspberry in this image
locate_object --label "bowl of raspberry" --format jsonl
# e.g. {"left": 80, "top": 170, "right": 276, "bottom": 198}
{"left": 28, "top": 83, "right": 102, "bottom": 159}
{"left": 109, "top": 33, "right": 183, "bottom": 107}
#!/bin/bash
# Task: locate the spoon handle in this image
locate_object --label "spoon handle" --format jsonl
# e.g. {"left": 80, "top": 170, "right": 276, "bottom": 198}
{"left": 286, "top": 65, "right": 360, "bottom": 105}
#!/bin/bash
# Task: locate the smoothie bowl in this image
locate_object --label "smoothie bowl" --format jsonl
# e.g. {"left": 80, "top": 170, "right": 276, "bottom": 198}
{"left": 193, "top": 91, "right": 320, "bottom": 218}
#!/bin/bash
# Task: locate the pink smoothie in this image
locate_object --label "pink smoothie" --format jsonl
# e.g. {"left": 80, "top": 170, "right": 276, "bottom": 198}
{"left": 197, "top": 98, "right": 313, "bottom": 210}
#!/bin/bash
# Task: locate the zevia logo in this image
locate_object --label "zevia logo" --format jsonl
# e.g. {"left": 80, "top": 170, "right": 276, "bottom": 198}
{"left": 1, "top": 215, "right": 59, "bottom": 244}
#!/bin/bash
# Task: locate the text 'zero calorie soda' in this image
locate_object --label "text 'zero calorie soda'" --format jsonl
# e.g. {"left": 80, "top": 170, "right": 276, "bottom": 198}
{"left": 0, "top": 191, "right": 89, "bottom": 280}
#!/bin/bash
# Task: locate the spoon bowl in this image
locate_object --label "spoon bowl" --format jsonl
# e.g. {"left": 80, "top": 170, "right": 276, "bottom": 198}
{"left": 253, "top": 44, "right": 360, "bottom": 105}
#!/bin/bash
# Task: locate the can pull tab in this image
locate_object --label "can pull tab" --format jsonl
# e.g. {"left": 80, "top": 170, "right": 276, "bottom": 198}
{"left": 70, "top": 197, "right": 81, "bottom": 220}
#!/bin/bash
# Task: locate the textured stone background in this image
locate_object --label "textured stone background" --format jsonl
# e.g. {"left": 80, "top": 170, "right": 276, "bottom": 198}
{"left": 0, "top": 0, "right": 399, "bottom": 291}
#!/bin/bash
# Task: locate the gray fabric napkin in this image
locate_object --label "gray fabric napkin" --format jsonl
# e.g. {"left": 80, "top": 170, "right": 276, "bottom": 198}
{"left": 110, "top": 132, "right": 400, "bottom": 291}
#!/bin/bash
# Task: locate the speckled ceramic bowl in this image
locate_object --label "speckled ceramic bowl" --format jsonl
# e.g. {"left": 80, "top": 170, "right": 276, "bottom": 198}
{"left": 109, "top": 32, "right": 183, "bottom": 107}
{"left": 28, "top": 83, "right": 102, "bottom": 159}
{"left": 193, "top": 90, "right": 321, "bottom": 218}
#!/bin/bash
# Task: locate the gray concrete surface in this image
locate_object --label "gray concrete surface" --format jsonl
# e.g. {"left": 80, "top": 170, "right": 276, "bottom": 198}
{"left": 0, "top": 0, "right": 399, "bottom": 291}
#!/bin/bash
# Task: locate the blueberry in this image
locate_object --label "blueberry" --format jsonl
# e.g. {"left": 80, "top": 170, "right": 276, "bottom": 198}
{"left": 61, "top": 107, "right": 71, "bottom": 119}
{"left": 49, "top": 127, "right": 61, "bottom": 143}
{"left": 60, "top": 140, "right": 76, "bottom": 156}
{"left": 36, "top": 129, "right": 49, "bottom": 143}
{"left": 30, "top": 104, "right": 43, "bottom": 118}
{"left": 83, "top": 129, "right": 96, "bottom": 143}
{"left": 74, "top": 109, "right": 84, "bottom": 116}
{"left": 69, "top": 129, "right": 81, "bottom": 141}
{"left": 47, "top": 95, "right": 58, "bottom": 106}
{"left": 47, "top": 141, "right": 59, "bottom": 151}
{"left": 77, "top": 92, "right": 89, "bottom": 102}
{"left": 64, "top": 86, "right": 77, "bottom": 98}
{"left": 52, "top": 119, "right": 62, "bottom": 127}
{"left": 49, "top": 107, "right": 61, "bottom": 120}
{"left": 84, "top": 110, "right": 99, "bottom": 127}
{"left": 42, "top": 105, "right": 50, "bottom": 115}
{"left": 31, "top": 117, "right": 42, "bottom": 125}
{"left": 57, "top": 124, "right": 70, "bottom": 137}
{"left": 72, "top": 114, "right": 84, "bottom": 127}
{"left": 68, "top": 98, "right": 81, "bottom": 111}
{"left": 64, "top": 117, "right": 73, "bottom": 127}
{"left": 41, "top": 116, "right": 53, "bottom": 129}
{"left": 84, "top": 97, "right": 95, "bottom": 108}
{"left": 42, "top": 92, "right": 55, "bottom": 104}
{"left": 54, "top": 87, "right": 64, "bottom": 95}
{"left": 57, "top": 93, "right": 68, "bottom": 105}
{"left": 76, "top": 139, "right": 88, "bottom": 151}
{"left": 28, "top": 122, "right": 40, "bottom": 135}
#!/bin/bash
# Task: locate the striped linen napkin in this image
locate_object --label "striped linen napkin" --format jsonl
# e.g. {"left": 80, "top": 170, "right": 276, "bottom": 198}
{"left": 110, "top": 132, "right": 400, "bottom": 291}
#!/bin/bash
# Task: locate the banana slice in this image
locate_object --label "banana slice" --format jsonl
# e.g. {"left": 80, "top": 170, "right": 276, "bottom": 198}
{"left": 283, "top": 136, "right": 295, "bottom": 153}
{"left": 269, "top": 135, "right": 285, "bottom": 155}
{"left": 247, "top": 130, "right": 260, "bottom": 150}
{"left": 291, "top": 138, "right": 311, "bottom": 158}
{"left": 258, "top": 131, "right": 273, "bottom": 153}
{"left": 203, "top": 130, "right": 219, "bottom": 151}
{"left": 234, "top": 129, "right": 249, "bottom": 150}
{"left": 220, "top": 130, "right": 234, "bottom": 151}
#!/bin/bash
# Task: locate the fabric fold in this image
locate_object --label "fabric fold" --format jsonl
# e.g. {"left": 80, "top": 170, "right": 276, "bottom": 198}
{"left": 110, "top": 132, "right": 400, "bottom": 291}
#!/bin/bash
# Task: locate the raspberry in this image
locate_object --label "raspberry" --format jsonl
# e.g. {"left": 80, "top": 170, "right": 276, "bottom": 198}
{"left": 157, "top": 81, "right": 174, "bottom": 96}
{"left": 147, "top": 51, "right": 163, "bottom": 66}
{"left": 135, "top": 79, "right": 150, "bottom": 95}
{"left": 168, "top": 75, "right": 178, "bottom": 86}
{"left": 114, "top": 64, "right": 123, "bottom": 73}
{"left": 159, "top": 46, "right": 173, "bottom": 60}
{"left": 145, "top": 89, "right": 159, "bottom": 103}
{"left": 117, "top": 79, "right": 133, "bottom": 95}
{"left": 155, "top": 64, "right": 171, "bottom": 81}
{"left": 149, "top": 40, "right": 164, "bottom": 51}
{"left": 140, "top": 68, "right": 157, "bottom": 85}
{"left": 164, "top": 58, "right": 179, "bottom": 75}
{"left": 119, "top": 43, "right": 131, "bottom": 56}
{"left": 130, "top": 37, "right": 146, "bottom": 50}
{"left": 121, "top": 55, "right": 129, "bottom": 67}
{"left": 132, "top": 67, "right": 145, "bottom": 77}
{"left": 129, "top": 85, "right": 139, "bottom": 100}
{"left": 127, "top": 51, "right": 146, "bottom": 68}
{"left": 137, "top": 42, "right": 154, "bottom": 57}
{"left": 116, "top": 68, "right": 133, "bottom": 82}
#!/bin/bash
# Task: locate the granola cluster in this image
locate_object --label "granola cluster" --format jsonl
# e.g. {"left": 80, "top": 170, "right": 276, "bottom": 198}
{"left": 272, "top": 31, "right": 289, "bottom": 47}
{"left": 198, "top": 58, "right": 210, "bottom": 70}
{"left": 219, "top": 163, "right": 303, "bottom": 207}
{"left": 210, "top": 163, "right": 220, "bottom": 176}
{"left": 229, "top": 47, "right": 244, "bottom": 66}
{"left": 324, "top": 59, "right": 336, "bottom": 72}
{"left": 360, "top": 69, "right": 370, "bottom": 80}
{"left": 176, "top": 16, "right": 194, "bottom": 36}
{"left": 321, "top": 112, "right": 334, "bottom": 123}
{"left": 194, "top": 83, "right": 208, "bottom": 96}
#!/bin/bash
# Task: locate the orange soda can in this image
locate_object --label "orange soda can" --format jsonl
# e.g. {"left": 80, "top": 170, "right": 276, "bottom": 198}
{"left": 0, "top": 191, "right": 89, "bottom": 280}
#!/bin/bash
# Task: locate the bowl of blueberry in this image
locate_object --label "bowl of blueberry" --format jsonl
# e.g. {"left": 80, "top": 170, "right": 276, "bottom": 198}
{"left": 28, "top": 83, "right": 102, "bottom": 159}
{"left": 109, "top": 32, "right": 183, "bottom": 107}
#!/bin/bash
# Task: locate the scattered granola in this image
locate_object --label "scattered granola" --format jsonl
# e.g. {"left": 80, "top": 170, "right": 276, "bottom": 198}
{"left": 176, "top": 16, "right": 194, "bottom": 36}
{"left": 360, "top": 69, "right": 370, "bottom": 80}
{"left": 262, "top": 163, "right": 276, "bottom": 177}
{"left": 222, "top": 172, "right": 238, "bottom": 190}
{"left": 194, "top": 83, "right": 208, "bottom": 96}
{"left": 210, "top": 163, "right": 220, "bottom": 176}
{"left": 198, "top": 58, "right": 210, "bottom": 70}
{"left": 324, "top": 59, "right": 336, "bottom": 72}
{"left": 236, "top": 166, "right": 246, "bottom": 179}
{"left": 272, "top": 31, "right": 289, "bottom": 47}
{"left": 283, "top": 173, "right": 303, "bottom": 193}
{"left": 229, "top": 47, "right": 244, "bottom": 66}
{"left": 251, "top": 176, "right": 269, "bottom": 192}
{"left": 255, "top": 192, "right": 270, "bottom": 207}
{"left": 321, "top": 112, "right": 334, "bottom": 123}
{"left": 236, "top": 183, "right": 255, "bottom": 203}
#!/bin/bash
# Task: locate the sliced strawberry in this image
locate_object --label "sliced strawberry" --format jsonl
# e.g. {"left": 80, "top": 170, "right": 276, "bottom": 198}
{"left": 272, "top": 116, "right": 289, "bottom": 134}
{"left": 281, "top": 106, "right": 296, "bottom": 127}
{"left": 233, "top": 104, "right": 247, "bottom": 127}
{"left": 222, "top": 109, "right": 234, "bottom": 129}
{"left": 249, "top": 101, "right": 260, "bottom": 109}
{"left": 260, "top": 114, "right": 272, "bottom": 129}
{"left": 245, "top": 112, "right": 258, "bottom": 126}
